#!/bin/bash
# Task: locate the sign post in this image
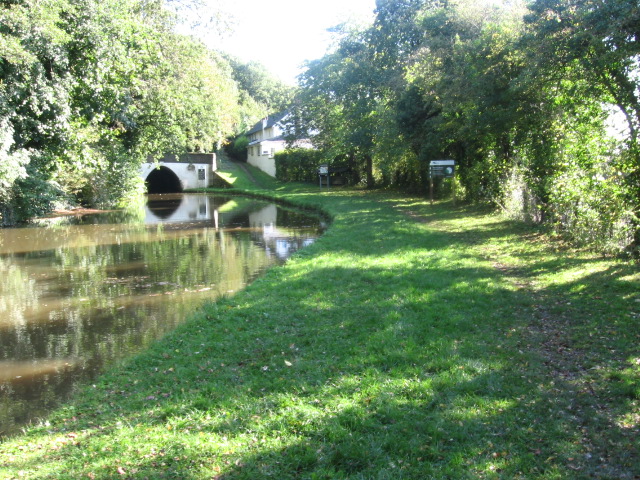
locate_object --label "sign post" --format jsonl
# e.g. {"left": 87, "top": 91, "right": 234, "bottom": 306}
{"left": 430, "top": 175, "right": 434, "bottom": 205}
{"left": 428, "top": 160, "right": 456, "bottom": 204}
{"left": 318, "top": 164, "right": 330, "bottom": 188}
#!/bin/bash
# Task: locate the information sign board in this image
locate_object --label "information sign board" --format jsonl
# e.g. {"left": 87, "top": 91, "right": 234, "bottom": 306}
{"left": 428, "top": 159, "right": 457, "bottom": 204}
{"left": 429, "top": 159, "right": 455, "bottom": 178}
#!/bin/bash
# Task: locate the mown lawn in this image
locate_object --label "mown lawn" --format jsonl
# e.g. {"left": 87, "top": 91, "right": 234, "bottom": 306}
{"left": 1, "top": 172, "right": 638, "bottom": 479}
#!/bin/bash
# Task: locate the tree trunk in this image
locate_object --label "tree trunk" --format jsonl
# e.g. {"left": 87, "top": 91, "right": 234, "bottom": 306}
{"left": 365, "top": 154, "right": 375, "bottom": 188}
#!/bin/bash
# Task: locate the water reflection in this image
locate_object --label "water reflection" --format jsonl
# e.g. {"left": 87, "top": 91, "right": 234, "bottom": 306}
{"left": 145, "top": 193, "right": 212, "bottom": 222}
{"left": 0, "top": 194, "right": 324, "bottom": 437}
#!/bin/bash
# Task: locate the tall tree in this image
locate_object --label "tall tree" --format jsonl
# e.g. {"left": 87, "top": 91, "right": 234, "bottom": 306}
{"left": 299, "top": 23, "right": 395, "bottom": 187}
{"left": 522, "top": 0, "right": 640, "bottom": 248}
{"left": 0, "top": 0, "right": 241, "bottom": 222}
{"left": 223, "top": 56, "right": 295, "bottom": 133}
{"left": 524, "top": 0, "right": 640, "bottom": 143}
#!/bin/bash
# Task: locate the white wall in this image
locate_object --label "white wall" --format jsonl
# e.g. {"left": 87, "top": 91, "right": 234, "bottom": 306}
{"left": 247, "top": 140, "right": 286, "bottom": 177}
{"left": 247, "top": 154, "right": 277, "bottom": 178}
{"left": 140, "top": 160, "right": 215, "bottom": 190}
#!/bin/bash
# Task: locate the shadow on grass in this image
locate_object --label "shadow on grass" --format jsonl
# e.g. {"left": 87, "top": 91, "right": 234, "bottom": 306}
{"left": 193, "top": 265, "right": 638, "bottom": 478}
{"left": 3, "top": 194, "right": 639, "bottom": 479}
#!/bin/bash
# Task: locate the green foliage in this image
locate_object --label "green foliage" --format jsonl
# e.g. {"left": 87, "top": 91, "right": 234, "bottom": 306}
{"left": 225, "top": 57, "right": 293, "bottom": 111}
{"left": 224, "top": 56, "right": 295, "bottom": 133}
{"left": 295, "top": 0, "right": 640, "bottom": 253}
{"left": 227, "top": 135, "right": 249, "bottom": 162}
{"left": 549, "top": 157, "right": 636, "bottom": 255}
{"left": 8, "top": 159, "right": 63, "bottom": 223}
{"left": 1, "top": 187, "right": 638, "bottom": 478}
{"left": 298, "top": 23, "right": 389, "bottom": 188}
{"left": 275, "top": 148, "right": 324, "bottom": 183}
{"left": 524, "top": 0, "right": 640, "bottom": 143}
{"left": 498, "top": 166, "right": 544, "bottom": 223}
{"left": 0, "top": 0, "right": 244, "bottom": 223}
{"left": 0, "top": 118, "right": 30, "bottom": 223}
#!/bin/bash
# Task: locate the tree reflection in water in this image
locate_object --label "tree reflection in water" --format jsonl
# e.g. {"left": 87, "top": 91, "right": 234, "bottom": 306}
{"left": 0, "top": 194, "right": 324, "bottom": 437}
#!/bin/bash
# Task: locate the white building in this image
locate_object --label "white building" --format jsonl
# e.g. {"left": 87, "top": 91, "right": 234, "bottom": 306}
{"left": 246, "top": 111, "right": 311, "bottom": 177}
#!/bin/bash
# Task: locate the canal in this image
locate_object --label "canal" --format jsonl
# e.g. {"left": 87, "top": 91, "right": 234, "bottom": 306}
{"left": 0, "top": 193, "right": 325, "bottom": 437}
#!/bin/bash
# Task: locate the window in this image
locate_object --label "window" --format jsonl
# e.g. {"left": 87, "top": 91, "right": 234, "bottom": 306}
{"left": 198, "top": 168, "right": 205, "bottom": 180}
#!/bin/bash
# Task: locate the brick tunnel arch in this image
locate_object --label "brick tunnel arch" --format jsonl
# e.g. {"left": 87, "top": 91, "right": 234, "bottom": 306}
{"left": 145, "top": 166, "right": 183, "bottom": 193}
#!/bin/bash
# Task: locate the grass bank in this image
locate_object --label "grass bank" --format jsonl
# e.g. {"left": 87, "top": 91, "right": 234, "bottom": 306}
{"left": 1, "top": 167, "right": 639, "bottom": 479}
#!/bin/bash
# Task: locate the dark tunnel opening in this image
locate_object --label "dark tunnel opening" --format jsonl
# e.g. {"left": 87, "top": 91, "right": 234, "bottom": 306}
{"left": 145, "top": 167, "right": 183, "bottom": 193}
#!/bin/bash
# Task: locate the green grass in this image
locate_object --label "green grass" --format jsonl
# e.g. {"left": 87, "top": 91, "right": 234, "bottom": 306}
{"left": 1, "top": 167, "right": 639, "bottom": 479}
{"left": 213, "top": 161, "right": 281, "bottom": 191}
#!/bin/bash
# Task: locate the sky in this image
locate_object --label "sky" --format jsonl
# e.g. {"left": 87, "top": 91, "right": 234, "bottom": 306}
{"left": 200, "top": 0, "right": 377, "bottom": 85}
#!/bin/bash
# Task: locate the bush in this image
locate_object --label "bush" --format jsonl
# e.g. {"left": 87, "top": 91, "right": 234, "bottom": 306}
{"left": 498, "top": 166, "right": 544, "bottom": 223}
{"left": 275, "top": 148, "right": 324, "bottom": 182}
{"left": 9, "top": 166, "right": 63, "bottom": 224}
{"left": 227, "top": 135, "right": 249, "bottom": 162}
{"left": 548, "top": 160, "right": 636, "bottom": 255}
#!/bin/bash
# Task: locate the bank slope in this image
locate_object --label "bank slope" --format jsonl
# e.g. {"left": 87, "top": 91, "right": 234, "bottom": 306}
{"left": 1, "top": 189, "right": 638, "bottom": 479}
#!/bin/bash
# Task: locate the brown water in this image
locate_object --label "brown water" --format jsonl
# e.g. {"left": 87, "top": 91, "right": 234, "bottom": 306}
{"left": 0, "top": 193, "right": 324, "bottom": 437}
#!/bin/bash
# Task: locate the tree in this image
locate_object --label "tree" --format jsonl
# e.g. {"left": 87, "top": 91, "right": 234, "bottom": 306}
{"left": 0, "top": 118, "right": 30, "bottom": 224}
{"left": 294, "top": 0, "right": 638, "bottom": 251}
{"left": 521, "top": 0, "right": 640, "bottom": 249}
{"left": 524, "top": 0, "right": 639, "bottom": 143}
{"left": 299, "top": 23, "right": 392, "bottom": 188}
{"left": 1, "top": 0, "right": 242, "bottom": 220}
{"left": 224, "top": 56, "right": 295, "bottom": 132}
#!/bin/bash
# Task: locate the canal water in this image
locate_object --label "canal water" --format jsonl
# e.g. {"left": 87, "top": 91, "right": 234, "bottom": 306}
{"left": 0, "top": 193, "right": 325, "bottom": 437}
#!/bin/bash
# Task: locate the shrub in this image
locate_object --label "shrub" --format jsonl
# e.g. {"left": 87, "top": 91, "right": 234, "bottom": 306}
{"left": 9, "top": 165, "right": 63, "bottom": 224}
{"left": 275, "top": 148, "right": 324, "bottom": 182}
{"left": 227, "top": 135, "right": 249, "bottom": 162}
{"left": 498, "top": 166, "right": 544, "bottom": 224}
{"left": 548, "top": 160, "right": 636, "bottom": 255}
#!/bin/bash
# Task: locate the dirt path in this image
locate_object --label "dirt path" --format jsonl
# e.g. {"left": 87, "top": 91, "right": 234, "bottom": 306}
{"left": 234, "top": 161, "right": 263, "bottom": 188}
{"left": 215, "top": 152, "right": 264, "bottom": 188}
{"left": 396, "top": 203, "right": 639, "bottom": 478}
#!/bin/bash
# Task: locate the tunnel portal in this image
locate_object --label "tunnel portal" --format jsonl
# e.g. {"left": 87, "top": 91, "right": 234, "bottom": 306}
{"left": 145, "top": 166, "right": 183, "bottom": 193}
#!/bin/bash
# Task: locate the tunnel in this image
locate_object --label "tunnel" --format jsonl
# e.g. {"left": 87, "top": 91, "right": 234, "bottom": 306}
{"left": 145, "top": 166, "right": 183, "bottom": 193}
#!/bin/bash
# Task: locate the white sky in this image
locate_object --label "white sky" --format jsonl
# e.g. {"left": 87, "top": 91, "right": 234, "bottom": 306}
{"left": 200, "top": 0, "right": 377, "bottom": 85}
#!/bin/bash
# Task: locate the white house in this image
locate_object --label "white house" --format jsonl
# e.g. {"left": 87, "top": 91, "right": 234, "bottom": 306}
{"left": 245, "top": 111, "right": 311, "bottom": 177}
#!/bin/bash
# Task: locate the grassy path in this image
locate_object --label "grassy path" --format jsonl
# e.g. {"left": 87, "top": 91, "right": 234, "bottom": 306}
{"left": 1, "top": 173, "right": 638, "bottom": 479}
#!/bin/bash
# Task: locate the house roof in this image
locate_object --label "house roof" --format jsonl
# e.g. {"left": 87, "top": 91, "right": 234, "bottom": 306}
{"left": 246, "top": 110, "right": 289, "bottom": 136}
